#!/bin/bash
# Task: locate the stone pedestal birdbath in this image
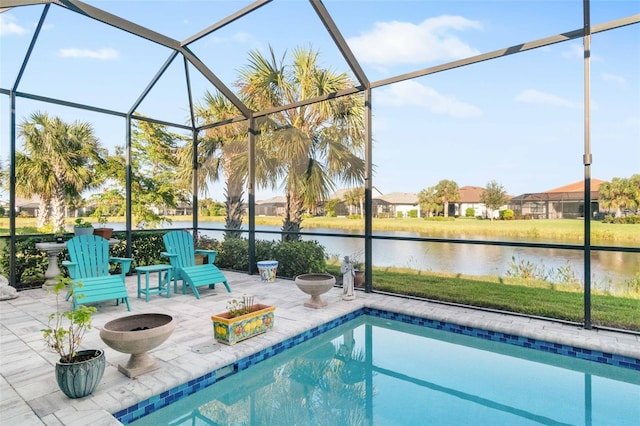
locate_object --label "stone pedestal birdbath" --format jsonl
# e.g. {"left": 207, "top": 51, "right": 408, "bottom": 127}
{"left": 100, "top": 313, "right": 176, "bottom": 378}
{"left": 294, "top": 273, "right": 336, "bottom": 308}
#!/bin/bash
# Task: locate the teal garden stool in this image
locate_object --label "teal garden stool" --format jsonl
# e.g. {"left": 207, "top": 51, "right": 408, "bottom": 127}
{"left": 136, "top": 264, "right": 173, "bottom": 302}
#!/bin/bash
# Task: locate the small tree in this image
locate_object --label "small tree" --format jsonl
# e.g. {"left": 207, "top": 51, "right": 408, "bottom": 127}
{"left": 481, "top": 180, "right": 509, "bottom": 221}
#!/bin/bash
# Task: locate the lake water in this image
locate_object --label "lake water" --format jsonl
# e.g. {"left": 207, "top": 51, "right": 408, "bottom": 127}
{"left": 112, "top": 221, "right": 638, "bottom": 293}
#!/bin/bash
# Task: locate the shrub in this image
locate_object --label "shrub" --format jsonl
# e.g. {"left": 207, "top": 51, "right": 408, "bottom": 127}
{"left": 465, "top": 208, "right": 475, "bottom": 217}
{"left": 272, "top": 240, "right": 326, "bottom": 277}
{"left": 505, "top": 256, "right": 549, "bottom": 281}
{"left": 215, "top": 238, "right": 326, "bottom": 278}
{"left": 216, "top": 238, "right": 250, "bottom": 271}
{"left": 501, "top": 209, "right": 515, "bottom": 220}
{"left": 603, "top": 214, "right": 640, "bottom": 224}
{"left": 407, "top": 209, "right": 418, "bottom": 218}
{"left": 0, "top": 236, "right": 48, "bottom": 289}
{"left": 396, "top": 211, "right": 404, "bottom": 218}
{"left": 110, "top": 231, "right": 165, "bottom": 270}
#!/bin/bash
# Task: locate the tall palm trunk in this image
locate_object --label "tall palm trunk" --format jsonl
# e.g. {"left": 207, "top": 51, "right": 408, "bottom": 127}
{"left": 224, "top": 170, "right": 245, "bottom": 239}
{"left": 282, "top": 190, "right": 304, "bottom": 241}
{"left": 51, "top": 183, "right": 67, "bottom": 231}
{"left": 36, "top": 197, "right": 51, "bottom": 229}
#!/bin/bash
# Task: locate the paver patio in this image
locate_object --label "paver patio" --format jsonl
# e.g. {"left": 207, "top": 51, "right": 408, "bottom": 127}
{"left": 1, "top": 271, "right": 639, "bottom": 425}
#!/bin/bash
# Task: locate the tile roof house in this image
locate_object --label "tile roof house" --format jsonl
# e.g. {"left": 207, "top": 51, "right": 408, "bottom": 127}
{"left": 455, "top": 186, "right": 503, "bottom": 219}
{"left": 508, "top": 179, "right": 605, "bottom": 219}
{"left": 373, "top": 192, "right": 420, "bottom": 218}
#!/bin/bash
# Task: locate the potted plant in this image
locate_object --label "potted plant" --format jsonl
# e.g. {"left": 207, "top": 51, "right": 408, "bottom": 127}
{"left": 211, "top": 295, "right": 275, "bottom": 345}
{"left": 92, "top": 213, "right": 113, "bottom": 240}
{"left": 349, "top": 252, "right": 365, "bottom": 287}
{"left": 194, "top": 232, "right": 218, "bottom": 264}
{"left": 41, "top": 276, "right": 105, "bottom": 399}
{"left": 54, "top": 227, "right": 66, "bottom": 244}
{"left": 73, "top": 218, "right": 94, "bottom": 236}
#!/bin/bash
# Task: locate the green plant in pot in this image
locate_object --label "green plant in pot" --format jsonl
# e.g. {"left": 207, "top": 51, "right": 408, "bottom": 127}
{"left": 42, "top": 276, "right": 105, "bottom": 399}
{"left": 92, "top": 213, "right": 114, "bottom": 240}
{"left": 194, "top": 232, "right": 218, "bottom": 264}
{"left": 211, "top": 295, "right": 275, "bottom": 345}
{"left": 54, "top": 227, "right": 66, "bottom": 244}
{"left": 73, "top": 218, "right": 94, "bottom": 236}
{"left": 348, "top": 251, "right": 365, "bottom": 287}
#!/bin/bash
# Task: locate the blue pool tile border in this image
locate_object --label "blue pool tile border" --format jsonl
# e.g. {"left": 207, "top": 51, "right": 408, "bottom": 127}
{"left": 116, "top": 307, "right": 640, "bottom": 424}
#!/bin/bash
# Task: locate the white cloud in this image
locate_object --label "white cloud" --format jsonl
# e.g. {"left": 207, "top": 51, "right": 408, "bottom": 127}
{"left": 58, "top": 48, "right": 119, "bottom": 60}
{"left": 232, "top": 32, "right": 253, "bottom": 43}
{"left": 601, "top": 72, "right": 626, "bottom": 86}
{"left": 376, "top": 80, "right": 482, "bottom": 118}
{"left": 561, "top": 43, "right": 583, "bottom": 60}
{"left": 348, "top": 15, "right": 481, "bottom": 66}
{"left": 209, "top": 31, "right": 255, "bottom": 45}
{"left": 561, "top": 42, "right": 601, "bottom": 61}
{"left": 0, "top": 14, "right": 28, "bottom": 36}
{"left": 515, "top": 89, "right": 580, "bottom": 108}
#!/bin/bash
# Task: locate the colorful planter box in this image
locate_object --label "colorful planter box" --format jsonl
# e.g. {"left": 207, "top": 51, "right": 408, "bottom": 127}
{"left": 211, "top": 304, "right": 275, "bottom": 345}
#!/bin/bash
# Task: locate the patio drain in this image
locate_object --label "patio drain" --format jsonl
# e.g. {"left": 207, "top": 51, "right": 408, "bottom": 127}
{"left": 191, "top": 342, "right": 220, "bottom": 354}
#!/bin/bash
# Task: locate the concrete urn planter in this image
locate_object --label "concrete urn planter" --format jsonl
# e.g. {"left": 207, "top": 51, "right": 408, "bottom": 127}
{"left": 294, "top": 273, "right": 336, "bottom": 308}
{"left": 100, "top": 313, "right": 176, "bottom": 378}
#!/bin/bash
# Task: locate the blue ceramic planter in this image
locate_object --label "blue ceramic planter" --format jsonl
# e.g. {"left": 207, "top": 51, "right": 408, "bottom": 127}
{"left": 55, "top": 349, "right": 105, "bottom": 399}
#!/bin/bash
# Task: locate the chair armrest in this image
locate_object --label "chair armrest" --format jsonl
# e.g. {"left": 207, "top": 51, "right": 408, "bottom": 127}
{"left": 110, "top": 257, "right": 132, "bottom": 275}
{"left": 195, "top": 249, "right": 217, "bottom": 264}
{"left": 161, "top": 252, "right": 177, "bottom": 259}
{"left": 61, "top": 260, "right": 79, "bottom": 279}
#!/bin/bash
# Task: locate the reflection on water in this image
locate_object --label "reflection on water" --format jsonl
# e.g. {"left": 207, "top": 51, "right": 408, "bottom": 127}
{"left": 132, "top": 316, "right": 640, "bottom": 425}
{"left": 114, "top": 221, "right": 638, "bottom": 293}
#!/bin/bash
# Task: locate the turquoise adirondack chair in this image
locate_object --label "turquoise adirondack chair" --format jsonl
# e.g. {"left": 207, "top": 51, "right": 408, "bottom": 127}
{"left": 63, "top": 234, "right": 132, "bottom": 311}
{"left": 161, "top": 230, "right": 230, "bottom": 299}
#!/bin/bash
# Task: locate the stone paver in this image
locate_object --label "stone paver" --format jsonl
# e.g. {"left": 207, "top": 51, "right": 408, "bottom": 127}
{"left": 0, "top": 271, "right": 638, "bottom": 425}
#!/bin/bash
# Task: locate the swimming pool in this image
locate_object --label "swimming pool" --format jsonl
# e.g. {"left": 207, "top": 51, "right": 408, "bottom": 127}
{"left": 126, "top": 312, "right": 640, "bottom": 425}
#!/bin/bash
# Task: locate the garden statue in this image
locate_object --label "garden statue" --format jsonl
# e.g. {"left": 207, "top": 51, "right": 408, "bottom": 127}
{"left": 0, "top": 275, "right": 18, "bottom": 300}
{"left": 341, "top": 256, "right": 356, "bottom": 301}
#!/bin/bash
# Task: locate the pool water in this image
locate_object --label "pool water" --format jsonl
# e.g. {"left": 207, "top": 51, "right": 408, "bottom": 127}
{"left": 132, "top": 316, "right": 640, "bottom": 425}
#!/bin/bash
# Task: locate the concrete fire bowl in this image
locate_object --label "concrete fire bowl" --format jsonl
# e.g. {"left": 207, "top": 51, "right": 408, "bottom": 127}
{"left": 100, "top": 313, "right": 176, "bottom": 378}
{"left": 294, "top": 273, "right": 336, "bottom": 308}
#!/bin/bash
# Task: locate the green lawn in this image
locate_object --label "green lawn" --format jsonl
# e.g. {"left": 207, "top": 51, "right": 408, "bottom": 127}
{"left": 301, "top": 216, "right": 640, "bottom": 243}
{"left": 327, "top": 265, "right": 640, "bottom": 331}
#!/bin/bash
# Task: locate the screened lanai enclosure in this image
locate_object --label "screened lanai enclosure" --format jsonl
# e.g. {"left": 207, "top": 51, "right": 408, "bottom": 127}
{"left": 1, "top": 1, "right": 639, "bottom": 332}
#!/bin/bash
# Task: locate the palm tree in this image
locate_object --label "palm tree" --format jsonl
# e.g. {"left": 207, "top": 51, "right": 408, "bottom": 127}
{"left": 343, "top": 187, "right": 364, "bottom": 216}
{"left": 435, "top": 179, "right": 460, "bottom": 218}
{"left": 191, "top": 91, "right": 280, "bottom": 239}
{"left": 599, "top": 176, "right": 639, "bottom": 217}
{"left": 16, "top": 112, "right": 105, "bottom": 230}
{"left": 236, "top": 45, "right": 365, "bottom": 241}
{"left": 418, "top": 186, "right": 442, "bottom": 217}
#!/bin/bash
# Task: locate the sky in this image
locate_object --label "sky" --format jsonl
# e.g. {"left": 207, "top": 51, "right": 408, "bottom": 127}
{"left": 1, "top": 0, "right": 639, "bottom": 203}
